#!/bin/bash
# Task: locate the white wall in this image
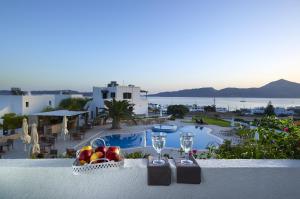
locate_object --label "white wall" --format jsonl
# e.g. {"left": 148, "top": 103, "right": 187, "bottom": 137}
{"left": 0, "top": 159, "right": 300, "bottom": 199}
{"left": 0, "top": 94, "right": 85, "bottom": 117}
{"left": 133, "top": 98, "right": 148, "bottom": 115}
{"left": 92, "top": 86, "right": 114, "bottom": 109}
{"left": 117, "top": 86, "right": 148, "bottom": 115}
{"left": 92, "top": 85, "right": 148, "bottom": 117}
{"left": 0, "top": 95, "right": 23, "bottom": 117}
{"left": 22, "top": 95, "right": 55, "bottom": 115}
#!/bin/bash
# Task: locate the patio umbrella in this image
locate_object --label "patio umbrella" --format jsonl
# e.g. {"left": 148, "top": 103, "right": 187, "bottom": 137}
{"left": 61, "top": 116, "right": 69, "bottom": 140}
{"left": 21, "top": 118, "right": 31, "bottom": 151}
{"left": 231, "top": 118, "right": 235, "bottom": 127}
{"left": 31, "top": 123, "right": 40, "bottom": 155}
{"left": 254, "top": 131, "right": 260, "bottom": 141}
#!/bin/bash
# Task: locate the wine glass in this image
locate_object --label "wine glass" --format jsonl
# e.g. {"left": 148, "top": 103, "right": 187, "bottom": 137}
{"left": 151, "top": 132, "right": 166, "bottom": 165}
{"left": 180, "top": 132, "right": 194, "bottom": 165}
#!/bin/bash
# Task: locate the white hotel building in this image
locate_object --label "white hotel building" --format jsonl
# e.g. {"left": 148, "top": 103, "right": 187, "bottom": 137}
{"left": 89, "top": 81, "right": 148, "bottom": 119}
{"left": 0, "top": 91, "right": 83, "bottom": 118}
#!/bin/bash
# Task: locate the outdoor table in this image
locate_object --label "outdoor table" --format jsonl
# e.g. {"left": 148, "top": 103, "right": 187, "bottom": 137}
{"left": 40, "top": 143, "right": 52, "bottom": 151}
{"left": 42, "top": 135, "right": 55, "bottom": 141}
{"left": 39, "top": 150, "right": 49, "bottom": 157}
{"left": 0, "top": 145, "right": 4, "bottom": 153}
{"left": 71, "top": 133, "right": 83, "bottom": 140}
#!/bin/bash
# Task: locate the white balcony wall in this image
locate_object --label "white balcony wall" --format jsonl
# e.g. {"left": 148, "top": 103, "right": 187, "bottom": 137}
{"left": 0, "top": 159, "right": 300, "bottom": 199}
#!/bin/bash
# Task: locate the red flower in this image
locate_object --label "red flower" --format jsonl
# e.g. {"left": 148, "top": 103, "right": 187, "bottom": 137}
{"left": 283, "top": 127, "right": 289, "bottom": 132}
{"left": 189, "top": 150, "right": 197, "bottom": 156}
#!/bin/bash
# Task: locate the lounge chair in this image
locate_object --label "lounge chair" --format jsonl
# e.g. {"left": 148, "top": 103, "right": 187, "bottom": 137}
{"left": 0, "top": 145, "right": 5, "bottom": 153}
{"left": 49, "top": 149, "right": 58, "bottom": 158}
{"left": 3, "top": 139, "right": 14, "bottom": 151}
{"left": 66, "top": 148, "right": 76, "bottom": 158}
{"left": 195, "top": 118, "right": 207, "bottom": 125}
{"left": 36, "top": 153, "right": 45, "bottom": 159}
{"left": 71, "top": 133, "right": 83, "bottom": 140}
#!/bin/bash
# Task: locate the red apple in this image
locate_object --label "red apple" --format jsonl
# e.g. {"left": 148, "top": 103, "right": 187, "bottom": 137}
{"left": 107, "top": 146, "right": 120, "bottom": 154}
{"left": 95, "top": 146, "right": 107, "bottom": 155}
{"left": 79, "top": 149, "right": 93, "bottom": 165}
{"left": 106, "top": 151, "right": 121, "bottom": 161}
{"left": 106, "top": 147, "right": 121, "bottom": 162}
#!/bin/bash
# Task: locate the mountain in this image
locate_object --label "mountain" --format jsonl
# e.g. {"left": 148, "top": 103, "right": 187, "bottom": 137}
{"left": 0, "top": 90, "right": 93, "bottom": 97}
{"left": 150, "top": 79, "right": 300, "bottom": 98}
{"left": 151, "top": 87, "right": 218, "bottom": 97}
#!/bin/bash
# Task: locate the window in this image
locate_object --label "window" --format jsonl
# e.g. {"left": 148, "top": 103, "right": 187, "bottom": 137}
{"left": 25, "top": 101, "right": 29, "bottom": 108}
{"left": 49, "top": 100, "right": 52, "bottom": 106}
{"left": 111, "top": 92, "right": 116, "bottom": 98}
{"left": 123, "top": 92, "right": 132, "bottom": 99}
{"left": 103, "top": 93, "right": 108, "bottom": 99}
{"left": 102, "top": 90, "right": 108, "bottom": 99}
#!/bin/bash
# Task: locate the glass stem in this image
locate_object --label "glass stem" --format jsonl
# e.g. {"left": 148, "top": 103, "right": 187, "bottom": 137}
{"left": 158, "top": 152, "right": 161, "bottom": 162}
{"left": 185, "top": 152, "right": 189, "bottom": 161}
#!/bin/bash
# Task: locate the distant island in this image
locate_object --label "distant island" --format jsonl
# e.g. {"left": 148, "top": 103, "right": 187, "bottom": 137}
{"left": 0, "top": 89, "right": 93, "bottom": 97}
{"left": 1, "top": 79, "right": 300, "bottom": 98}
{"left": 150, "top": 79, "right": 300, "bottom": 98}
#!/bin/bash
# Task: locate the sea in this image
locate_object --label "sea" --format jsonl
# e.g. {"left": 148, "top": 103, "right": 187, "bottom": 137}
{"left": 148, "top": 97, "right": 300, "bottom": 111}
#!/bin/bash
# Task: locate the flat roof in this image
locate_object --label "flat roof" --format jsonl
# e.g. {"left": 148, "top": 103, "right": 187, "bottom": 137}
{"left": 31, "top": 110, "right": 88, "bottom": 117}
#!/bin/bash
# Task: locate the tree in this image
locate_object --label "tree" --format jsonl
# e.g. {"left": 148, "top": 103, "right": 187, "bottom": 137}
{"left": 104, "top": 99, "right": 135, "bottom": 129}
{"left": 167, "top": 105, "right": 189, "bottom": 119}
{"left": 264, "top": 101, "right": 275, "bottom": 116}
{"left": 204, "top": 105, "right": 216, "bottom": 112}
{"left": 58, "top": 98, "right": 90, "bottom": 111}
{"left": 42, "top": 106, "right": 56, "bottom": 112}
{"left": 11, "top": 88, "right": 25, "bottom": 95}
{"left": 2, "top": 113, "right": 27, "bottom": 130}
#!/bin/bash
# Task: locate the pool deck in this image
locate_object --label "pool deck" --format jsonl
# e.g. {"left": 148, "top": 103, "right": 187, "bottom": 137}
{"left": 1, "top": 119, "right": 238, "bottom": 159}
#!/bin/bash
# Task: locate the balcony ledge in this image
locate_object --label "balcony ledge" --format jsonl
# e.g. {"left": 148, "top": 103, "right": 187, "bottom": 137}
{"left": 1, "top": 159, "right": 300, "bottom": 199}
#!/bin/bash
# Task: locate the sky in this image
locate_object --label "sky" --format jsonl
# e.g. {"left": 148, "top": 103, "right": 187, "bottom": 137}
{"left": 0, "top": 0, "right": 300, "bottom": 93}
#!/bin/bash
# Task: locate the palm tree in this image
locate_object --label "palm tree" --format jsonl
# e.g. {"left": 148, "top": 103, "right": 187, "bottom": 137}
{"left": 104, "top": 99, "right": 135, "bottom": 129}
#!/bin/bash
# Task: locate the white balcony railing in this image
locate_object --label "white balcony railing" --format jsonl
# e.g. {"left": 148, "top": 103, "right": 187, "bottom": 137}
{"left": 1, "top": 159, "right": 300, "bottom": 199}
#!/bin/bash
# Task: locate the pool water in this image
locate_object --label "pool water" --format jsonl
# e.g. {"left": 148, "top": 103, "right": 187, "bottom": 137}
{"left": 101, "top": 125, "right": 223, "bottom": 150}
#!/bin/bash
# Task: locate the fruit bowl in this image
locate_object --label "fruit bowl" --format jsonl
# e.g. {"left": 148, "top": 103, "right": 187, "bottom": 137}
{"left": 72, "top": 138, "right": 124, "bottom": 175}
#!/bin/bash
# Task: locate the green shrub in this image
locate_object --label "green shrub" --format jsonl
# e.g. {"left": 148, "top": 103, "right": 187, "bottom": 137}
{"left": 204, "top": 105, "right": 216, "bottom": 112}
{"left": 42, "top": 106, "right": 56, "bottom": 112}
{"left": 169, "top": 115, "right": 176, "bottom": 121}
{"left": 58, "top": 98, "right": 90, "bottom": 111}
{"left": 215, "top": 117, "right": 300, "bottom": 159}
{"left": 193, "top": 115, "right": 230, "bottom": 127}
{"left": 124, "top": 151, "right": 150, "bottom": 159}
{"left": 167, "top": 105, "right": 189, "bottom": 119}
{"left": 2, "top": 113, "right": 27, "bottom": 130}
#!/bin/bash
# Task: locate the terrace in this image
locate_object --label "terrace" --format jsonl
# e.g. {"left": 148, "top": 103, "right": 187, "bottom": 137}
{"left": 1, "top": 116, "right": 300, "bottom": 199}
{"left": 0, "top": 119, "right": 231, "bottom": 159}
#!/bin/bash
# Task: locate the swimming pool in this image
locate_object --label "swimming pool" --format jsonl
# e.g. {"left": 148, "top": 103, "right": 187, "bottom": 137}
{"left": 101, "top": 125, "right": 223, "bottom": 150}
